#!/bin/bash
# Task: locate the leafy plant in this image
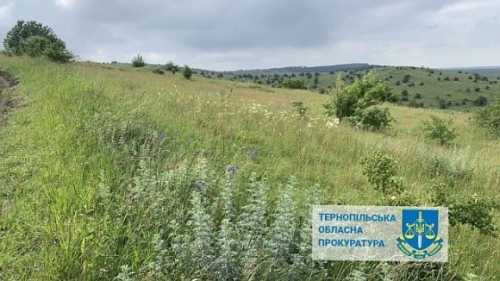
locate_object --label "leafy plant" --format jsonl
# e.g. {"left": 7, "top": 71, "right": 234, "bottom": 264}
{"left": 349, "top": 107, "right": 393, "bottom": 131}
{"left": 361, "top": 151, "right": 403, "bottom": 194}
{"left": 152, "top": 68, "right": 164, "bottom": 75}
{"left": 282, "top": 79, "right": 307, "bottom": 89}
{"left": 324, "top": 73, "right": 394, "bottom": 131}
{"left": 3, "top": 20, "right": 73, "bottom": 62}
{"left": 422, "top": 116, "right": 457, "bottom": 145}
{"left": 164, "top": 61, "right": 179, "bottom": 74}
{"left": 292, "top": 101, "right": 307, "bottom": 118}
{"left": 432, "top": 183, "right": 497, "bottom": 236}
{"left": 183, "top": 65, "right": 193, "bottom": 79}
{"left": 474, "top": 99, "right": 500, "bottom": 137}
{"left": 132, "top": 54, "right": 145, "bottom": 67}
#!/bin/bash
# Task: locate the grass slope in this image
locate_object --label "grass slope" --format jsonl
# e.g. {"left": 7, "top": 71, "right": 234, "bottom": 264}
{"left": 374, "top": 67, "right": 500, "bottom": 109}
{"left": 216, "top": 65, "right": 500, "bottom": 110}
{"left": 0, "top": 56, "right": 499, "bottom": 280}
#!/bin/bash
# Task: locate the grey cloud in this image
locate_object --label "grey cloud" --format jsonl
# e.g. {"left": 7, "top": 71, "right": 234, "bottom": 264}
{"left": 1, "top": 0, "right": 499, "bottom": 69}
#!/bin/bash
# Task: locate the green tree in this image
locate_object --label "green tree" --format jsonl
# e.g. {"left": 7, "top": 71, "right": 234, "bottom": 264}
{"left": 20, "top": 35, "right": 50, "bottom": 57}
{"left": 165, "top": 61, "right": 180, "bottom": 74}
{"left": 183, "top": 65, "right": 193, "bottom": 79}
{"left": 3, "top": 20, "right": 72, "bottom": 62}
{"left": 324, "top": 73, "right": 393, "bottom": 119}
{"left": 131, "top": 54, "right": 145, "bottom": 67}
{"left": 422, "top": 116, "right": 457, "bottom": 145}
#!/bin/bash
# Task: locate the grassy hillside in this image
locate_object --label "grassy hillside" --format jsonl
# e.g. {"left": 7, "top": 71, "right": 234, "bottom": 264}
{"left": 214, "top": 65, "right": 500, "bottom": 110}
{"left": 0, "top": 56, "right": 499, "bottom": 280}
{"left": 374, "top": 67, "right": 500, "bottom": 109}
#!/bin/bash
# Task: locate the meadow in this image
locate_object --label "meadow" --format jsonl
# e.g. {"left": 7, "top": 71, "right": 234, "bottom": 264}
{"left": 0, "top": 55, "right": 499, "bottom": 280}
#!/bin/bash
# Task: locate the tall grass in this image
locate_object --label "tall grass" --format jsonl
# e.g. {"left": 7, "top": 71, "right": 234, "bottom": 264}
{"left": 0, "top": 56, "right": 498, "bottom": 280}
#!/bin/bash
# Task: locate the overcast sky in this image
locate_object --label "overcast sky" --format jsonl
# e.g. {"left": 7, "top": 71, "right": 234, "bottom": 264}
{"left": 0, "top": 0, "right": 499, "bottom": 70}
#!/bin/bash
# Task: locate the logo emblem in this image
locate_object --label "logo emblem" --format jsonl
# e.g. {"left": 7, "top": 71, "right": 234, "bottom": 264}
{"left": 397, "top": 209, "right": 443, "bottom": 259}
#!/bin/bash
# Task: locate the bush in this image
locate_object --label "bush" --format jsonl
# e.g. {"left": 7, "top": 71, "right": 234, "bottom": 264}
{"left": 432, "top": 183, "right": 497, "bottom": 236}
{"left": 183, "top": 65, "right": 193, "bottom": 79}
{"left": 3, "top": 20, "right": 73, "bottom": 62}
{"left": 324, "top": 73, "right": 393, "bottom": 118}
{"left": 422, "top": 116, "right": 457, "bottom": 145}
{"left": 282, "top": 79, "right": 306, "bottom": 89}
{"left": 43, "top": 40, "right": 73, "bottom": 63}
{"left": 349, "top": 107, "right": 393, "bottom": 131}
{"left": 165, "top": 61, "right": 179, "bottom": 74}
{"left": 324, "top": 74, "right": 395, "bottom": 131}
{"left": 152, "top": 68, "right": 164, "bottom": 75}
{"left": 20, "top": 35, "right": 50, "bottom": 57}
{"left": 473, "top": 96, "right": 488, "bottom": 107}
{"left": 474, "top": 99, "right": 500, "bottom": 137}
{"left": 132, "top": 54, "right": 145, "bottom": 67}
{"left": 424, "top": 154, "right": 473, "bottom": 186}
{"left": 361, "top": 151, "right": 402, "bottom": 194}
{"left": 291, "top": 101, "right": 307, "bottom": 118}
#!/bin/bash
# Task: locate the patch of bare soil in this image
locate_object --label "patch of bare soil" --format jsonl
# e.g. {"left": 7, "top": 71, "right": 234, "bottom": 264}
{"left": 0, "top": 70, "right": 19, "bottom": 125}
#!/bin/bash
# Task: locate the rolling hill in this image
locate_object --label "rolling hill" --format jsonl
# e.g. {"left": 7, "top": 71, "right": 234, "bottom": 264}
{"left": 204, "top": 64, "right": 500, "bottom": 110}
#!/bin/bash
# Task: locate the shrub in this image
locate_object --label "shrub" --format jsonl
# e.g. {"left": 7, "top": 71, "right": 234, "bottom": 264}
{"left": 183, "top": 65, "right": 193, "bottom": 79}
{"left": 474, "top": 99, "right": 500, "bottom": 137}
{"left": 422, "top": 116, "right": 457, "bottom": 146}
{"left": 4, "top": 20, "right": 59, "bottom": 55}
{"left": 291, "top": 101, "right": 307, "bottom": 118}
{"left": 43, "top": 40, "right": 73, "bottom": 63}
{"left": 152, "top": 68, "right": 164, "bottom": 75}
{"left": 282, "top": 79, "right": 306, "bottom": 89}
{"left": 432, "top": 183, "right": 497, "bottom": 236}
{"left": 424, "top": 154, "right": 473, "bottom": 186}
{"left": 20, "top": 35, "right": 50, "bottom": 57}
{"left": 3, "top": 20, "right": 73, "bottom": 62}
{"left": 473, "top": 96, "right": 488, "bottom": 106}
{"left": 165, "top": 61, "right": 179, "bottom": 74}
{"left": 349, "top": 107, "right": 393, "bottom": 131}
{"left": 131, "top": 54, "right": 145, "bottom": 67}
{"left": 361, "top": 151, "right": 402, "bottom": 194}
{"left": 324, "top": 73, "right": 393, "bottom": 119}
{"left": 438, "top": 98, "right": 448, "bottom": 109}
{"left": 449, "top": 196, "right": 497, "bottom": 235}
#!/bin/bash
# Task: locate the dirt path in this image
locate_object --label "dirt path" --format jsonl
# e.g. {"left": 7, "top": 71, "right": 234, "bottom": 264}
{"left": 0, "top": 70, "right": 18, "bottom": 124}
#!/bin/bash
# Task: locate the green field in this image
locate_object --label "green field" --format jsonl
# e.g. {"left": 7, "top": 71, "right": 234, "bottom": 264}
{"left": 218, "top": 65, "right": 500, "bottom": 111}
{"left": 0, "top": 56, "right": 499, "bottom": 280}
